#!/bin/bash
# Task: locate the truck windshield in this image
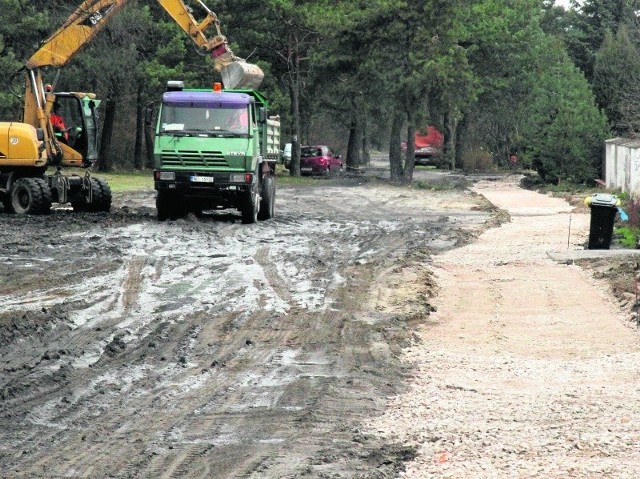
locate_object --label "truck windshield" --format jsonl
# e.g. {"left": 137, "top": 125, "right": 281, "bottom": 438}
{"left": 160, "top": 104, "right": 249, "bottom": 136}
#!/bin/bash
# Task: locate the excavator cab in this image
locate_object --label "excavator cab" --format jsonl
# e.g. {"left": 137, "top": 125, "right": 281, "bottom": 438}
{"left": 52, "top": 93, "right": 101, "bottom": 166}
{"left": 46, "top": 92, "right": 101, "bottom": 167}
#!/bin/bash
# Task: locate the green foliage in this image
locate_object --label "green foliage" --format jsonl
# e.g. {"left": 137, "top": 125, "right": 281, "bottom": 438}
{"left": 593, "top": 26, "right": 640, "bottom": 135}
{"left": 0, "top": 0, "right": 626, "bottom": 183}
{"left": 613, "top": 194, "right": 640, "bottom": 248}
{"left": 459, "top": 0, "right": 549, "bottom": 167}
{"left": 614, "top": 226, "right": 639, "bottom": 248}
{"left": 521, "top": 37, "right": 610, "bottom": 184}
{"left": 563, "top": 0, "right": 640, "bottom": 81}
{"left": 0, "top": 0, "right": 51, "bottom": 119}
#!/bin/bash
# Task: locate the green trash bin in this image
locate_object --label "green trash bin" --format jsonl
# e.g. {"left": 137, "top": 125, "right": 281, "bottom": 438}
{"left": 585, "top": 193, "right": 619, "bottom": 250}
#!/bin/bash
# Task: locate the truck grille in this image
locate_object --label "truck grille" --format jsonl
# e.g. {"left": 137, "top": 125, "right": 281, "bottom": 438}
{"left": 160, "top": 150, "right": 229, "bottom": 168}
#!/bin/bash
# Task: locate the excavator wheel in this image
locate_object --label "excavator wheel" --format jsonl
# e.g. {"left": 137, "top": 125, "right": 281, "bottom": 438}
{"left": 70, "top": 182, "right": 90, "bottom": 212}
{"left": 10, "top": 178, "right": 49, "bottom": 215}
{"left": 91, "top": 177, "right": 112, "bottom": 212}
{"left": 2, "top": 196, "right": 15, "bottom": 214}
{"left": 34, "top": 177, "right": 52, "bottom": 214}
{"left": 72, "top": 177, "right": 112, "bottom": 213}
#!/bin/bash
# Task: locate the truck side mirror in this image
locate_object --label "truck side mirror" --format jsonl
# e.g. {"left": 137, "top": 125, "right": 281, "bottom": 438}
{"left": 258, "top": 107, "right": 267, "bottom": 123}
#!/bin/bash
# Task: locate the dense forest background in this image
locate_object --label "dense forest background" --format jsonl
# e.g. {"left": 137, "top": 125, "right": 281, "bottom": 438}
{"left": 0, "top": 0, "right": 639, "bottom": 183}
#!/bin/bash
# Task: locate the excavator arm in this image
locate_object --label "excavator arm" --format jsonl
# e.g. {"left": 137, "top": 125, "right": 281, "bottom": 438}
{"left": 26, "top": 0, "right": 263, "bottom": 88}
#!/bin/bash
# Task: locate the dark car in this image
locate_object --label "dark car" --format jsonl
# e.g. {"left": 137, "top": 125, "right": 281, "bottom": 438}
{"left": 300, "top": 145, "right": 343, "bottom": 176}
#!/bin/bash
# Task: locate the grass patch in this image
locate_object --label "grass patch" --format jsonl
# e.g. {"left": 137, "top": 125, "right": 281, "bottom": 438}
{"left": 274, "top": 173, "right": 321, "bottom": 186}
{"left": 61, "top": 168, "right": 154, "bottom": 192}
{"left": 412, "top": 177, "right": 469, "bottom": 191}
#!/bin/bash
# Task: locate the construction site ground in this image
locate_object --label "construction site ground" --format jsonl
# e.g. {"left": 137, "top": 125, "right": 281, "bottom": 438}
{"left": 1, "top": 159, "right": 639, "bottom": 478}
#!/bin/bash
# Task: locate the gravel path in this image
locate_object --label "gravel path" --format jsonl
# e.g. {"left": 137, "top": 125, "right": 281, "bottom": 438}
{"left": 368, "top": 176, "right": 640, "bottom": 478}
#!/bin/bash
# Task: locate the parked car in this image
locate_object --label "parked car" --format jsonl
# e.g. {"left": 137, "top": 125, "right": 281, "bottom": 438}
{"left": 401, "top": 125, "right": 444, "bottom": 166}
{"left": 282, "top": 143, "right": 291, "bottom": 169}
{"left": 300, "top": 145, "right": 343, "bottom": 176}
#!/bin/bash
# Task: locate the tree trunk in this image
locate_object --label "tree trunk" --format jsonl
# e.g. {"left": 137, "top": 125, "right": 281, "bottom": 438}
{"left": 444, "top": 108, "right": 458, "bottom": 170}
{"left": 346, "top": 118, "right": 358, "bottom": 168}
{"left": 98, "top": 97, "right": 116, "bottom": 172}
{"left": 144, "top": 126, "right": 154, "bottom": 169}
{"left": 389, "top": 112, "right": 404, "bottom": 182}
{"left": 455, "top": 114, "right": 469, "bottom": 170}
{"left": 361, "top": 113, "right": 370, "bottom": 166}
{"left": 289, "top": 34, "right": 302, "bottom": 177}
{"left": 346, "top": 106, "right": 361, "bottom": 168}
{"left": 402, "top": 110, "right": 416, "bottom": 183}
{"left": 134, "top": 86, "right": 144, "bottom": 170}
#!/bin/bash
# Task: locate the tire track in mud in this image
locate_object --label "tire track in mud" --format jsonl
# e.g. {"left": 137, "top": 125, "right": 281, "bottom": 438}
{"left": 0, "top": 180, "right": 492, "bottom": 478}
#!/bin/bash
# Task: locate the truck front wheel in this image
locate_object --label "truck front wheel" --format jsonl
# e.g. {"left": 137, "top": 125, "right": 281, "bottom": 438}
{"left": 156, "top": 190, "right": 187, "bottom": 221}
{"left": 258, "top": 175, "right": 275, "bottom": 220}
{"left": 241, "top": 182, "right": 259, "bottom": 224}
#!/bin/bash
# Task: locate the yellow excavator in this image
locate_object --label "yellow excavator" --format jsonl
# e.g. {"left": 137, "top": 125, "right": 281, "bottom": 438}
{"left": 0, "top": 0, "right": 264, "bottom": 214}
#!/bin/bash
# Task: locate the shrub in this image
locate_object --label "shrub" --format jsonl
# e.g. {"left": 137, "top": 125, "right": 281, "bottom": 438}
{"left": 462, "top": 148, "right": 495, "bottom": 172}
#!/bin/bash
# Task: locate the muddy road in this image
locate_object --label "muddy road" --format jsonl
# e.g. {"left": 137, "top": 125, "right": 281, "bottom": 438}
{"left": 0, "top": 167, "right": 492, "bottom": 478}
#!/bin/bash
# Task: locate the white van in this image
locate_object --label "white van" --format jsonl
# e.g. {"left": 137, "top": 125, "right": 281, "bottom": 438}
{"left": 282, "top": 143, "right": 292, "bottom": 169}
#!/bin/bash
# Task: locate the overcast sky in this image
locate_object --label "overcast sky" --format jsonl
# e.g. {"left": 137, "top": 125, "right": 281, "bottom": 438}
{"left": 554, "top": 0, "right": 582, "bottom": 9}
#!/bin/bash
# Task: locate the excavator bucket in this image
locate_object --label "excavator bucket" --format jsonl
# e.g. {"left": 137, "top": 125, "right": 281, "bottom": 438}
{"left": 211, "top": 44, "right": 264, "bottom": 90}
{"left": 220, "top": 61, "right": 265, "bottom": 90}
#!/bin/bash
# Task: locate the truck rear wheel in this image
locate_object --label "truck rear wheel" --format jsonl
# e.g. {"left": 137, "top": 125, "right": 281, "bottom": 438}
{"left": 258, "top": 175, "right": 275, "bottom": 220}
{"left": 10, "top": 178, "right": 48, "bottom": 215}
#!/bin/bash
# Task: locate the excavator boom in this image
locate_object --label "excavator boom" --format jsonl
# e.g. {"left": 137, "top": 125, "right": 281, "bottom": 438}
{"left": 26, "top": 0, "right": 264, "bottom": 89}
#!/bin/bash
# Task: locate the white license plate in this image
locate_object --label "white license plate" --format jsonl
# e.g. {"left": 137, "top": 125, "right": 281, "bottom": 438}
{"left": 301, "top": 167, "right": 313, "bottom": 172}
{"left": 191, "top": 175, "right": 214, "bottom": 183}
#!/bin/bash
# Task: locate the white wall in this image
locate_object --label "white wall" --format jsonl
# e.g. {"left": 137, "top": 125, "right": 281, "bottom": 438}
{"left": 605, "top": 139, "right": 640, "bottom": 195}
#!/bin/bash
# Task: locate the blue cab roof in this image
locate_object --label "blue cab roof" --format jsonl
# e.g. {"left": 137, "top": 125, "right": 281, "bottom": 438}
{"left": 162, "top": 91, "right": 252, "bottom": 108}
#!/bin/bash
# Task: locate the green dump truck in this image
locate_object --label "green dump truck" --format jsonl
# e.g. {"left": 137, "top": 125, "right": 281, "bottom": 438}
{"left": 153, "top": 81, "right": 279, "bottom": 223}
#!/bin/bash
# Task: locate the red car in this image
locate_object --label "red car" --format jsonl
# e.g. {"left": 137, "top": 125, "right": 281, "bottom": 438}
{"left": 300, "top": 145, "right": 343, "bottom": 176}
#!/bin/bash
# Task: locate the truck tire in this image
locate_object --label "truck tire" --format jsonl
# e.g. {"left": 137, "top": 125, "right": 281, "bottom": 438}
{"left": 156, "top": 190, "right": 172, "bottom": 221}
{"left": 258, "top": 175, "right": 275, "bottom": 220}
{"left": 156, "top": 190, "right": 186, "bottom": 221}
{"left": 10, "top": 178, "right": 47, "bottom": 215}
{"left": 241, "top": 182, "right": 259, "bottom": 224}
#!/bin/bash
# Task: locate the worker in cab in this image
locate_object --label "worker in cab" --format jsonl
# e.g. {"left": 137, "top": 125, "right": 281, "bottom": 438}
{"left": 51, "top": 103, "right": 69, "bottom": 144}
{"left": 225, "top": 108, "right": 249, "bottom": 134}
